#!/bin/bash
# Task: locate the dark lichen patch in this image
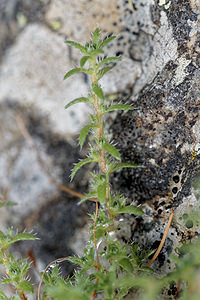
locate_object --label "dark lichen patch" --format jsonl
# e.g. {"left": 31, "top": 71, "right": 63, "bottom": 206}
{"left": 166, "top": 0, "right": 198, "bottom": 53}
{"left": 173, "top": 175, "right": 180, "bottom": 183}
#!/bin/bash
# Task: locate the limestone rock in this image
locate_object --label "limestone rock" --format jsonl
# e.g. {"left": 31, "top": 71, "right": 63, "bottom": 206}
{"left": 111, "top": 0, "right": 200, "bottom": 274}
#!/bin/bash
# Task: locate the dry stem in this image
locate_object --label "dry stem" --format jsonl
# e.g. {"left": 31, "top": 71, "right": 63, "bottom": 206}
{"left": 147, "top": 210, "right": 174, "bottom": 267}
{"left": 37, "top": 257, "right": 69, "bottom": 300}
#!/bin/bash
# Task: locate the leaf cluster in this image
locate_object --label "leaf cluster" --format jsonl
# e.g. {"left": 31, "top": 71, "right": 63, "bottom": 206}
{"left": 0, "top": 228, "right": 37, "bottom": 298}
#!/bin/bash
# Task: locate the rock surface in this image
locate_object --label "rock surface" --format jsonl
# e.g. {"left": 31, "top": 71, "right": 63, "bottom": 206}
{"left": 0, "top": 0, "right": 199, "bottom": 296}
{"left": 111, "top": 0, "right": 200, "bottom": 274}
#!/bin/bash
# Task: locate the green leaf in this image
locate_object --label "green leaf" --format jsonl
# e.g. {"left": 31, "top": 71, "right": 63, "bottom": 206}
{"left": 97, "top": 57, "right": 121, "bottom": 68}
{"left": 71, "top": 158, "right": 97, "bottom": 180}
{"left": 20, "top": 262, "right": 30, "bottom": 278}
{"left": 92, "top": 83, "right": 104, "bottom": 100}
{"left": 79, "top": 191, "right": 97, "bottom": 204}
{"left": 17, "top": 280, "right": 34, "bottom": 293}
{"left": 80, "top": 56, "right": 90, "bottom": 67}
{"left": 65, "top": 41, "right": 87, "bottom": 54}
{"left": 10, "top": 233, "right": 37, "bottom": 245}
{"left": 108, "top": 162, "right": 141, "bottom": 175}
{"left": 92, "top": 28, "right": 100, "bottom": 46}
{"left": 102, "top": 141, "right": 121, "bottom": 160}
{"left": 119, "top": 258, "right": 133, "bottom": 273}
{"left": 0, "top": 290, "right": 7, "bottom": 298}
{"left": 65, "top": 97, "right": 90, "bottom": 109}
{"left": 97, "top": 66, "right": 113, "bottom": 80}
{"left": 64, "top": 68, "right": 92, "bottom": 80}
{"left": 112, "top": 205, "right": 144, "bottom": 216}
{"left": 1, "top": 278, "right": 13, "bottom": 285}
{"left": 104, "top": 104, "right": 134, "bottom": 114}
{"left": 79, "top": 124, "right": 97, "bottom": 148}
{"left": 68, "top": 256, "right": 85, "bottom": 266}
{"left": 0, "top": 202, "right": 17, "bottom": 208}
{"left": 99, "top": 35, "right": 116, "bottom": 49}
{"left": 89, "top": 49, "right": 104, "bottom": 56}
{"left": 97, "top": 182, "right": 107, "bottom": 204}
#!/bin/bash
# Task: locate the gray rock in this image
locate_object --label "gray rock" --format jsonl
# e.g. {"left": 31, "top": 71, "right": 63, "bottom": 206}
{"left": 110, "top": 0, "right": 200, "bottom": 275}
{"left": 0, "top": 23, "right": 90, "bottom": 136}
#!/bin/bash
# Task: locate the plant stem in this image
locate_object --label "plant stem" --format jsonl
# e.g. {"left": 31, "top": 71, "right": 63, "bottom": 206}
{"left": 91, "top": 73, "right": 106, "bottom": 173}
{"left": 19, "top": 290, "right": 27, "bottom": 300}
{"left": 93, "top": 201, "right": 100, "bottom": 272}
{"left": 146, "top": 210, "right": 174, "bottom": 267}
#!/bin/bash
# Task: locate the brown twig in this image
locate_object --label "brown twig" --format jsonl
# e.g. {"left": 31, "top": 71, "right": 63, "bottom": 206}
{"left": 19, "top": 290, "right": 27, "bottom": 300}
{"left": 37, "top": 257, "right": 69, "bottom": 300}
{"left": 128, "top": 0, "right": 136, "bottom": 12}
{"left": 147, "top": 210, "right": 174, "bottom": 267}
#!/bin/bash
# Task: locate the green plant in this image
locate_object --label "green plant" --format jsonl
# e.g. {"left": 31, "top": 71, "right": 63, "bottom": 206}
{"left": 39, "top": 28, "right": 155, "bottom": 300}
{"left": 0, "top": 200, "right": 37, "bottom": 300}
{"left": 1, "top": 27, "right": 200, "bottom": 300}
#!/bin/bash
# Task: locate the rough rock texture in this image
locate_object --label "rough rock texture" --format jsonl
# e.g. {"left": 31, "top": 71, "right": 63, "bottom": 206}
{"left": 0, "top": 23, "right": 90, "bottom": 136}
{"left": 0, "top": 0, "right": 199, "bottom": 295}
{"left": 0, "top": 101, "right": 92, "bottom": 277}
{"left": 0, "top": 0, "right": 48, "bottom": 61}
{"left": 111, "top": 0, "right": 200, "bottom": 274}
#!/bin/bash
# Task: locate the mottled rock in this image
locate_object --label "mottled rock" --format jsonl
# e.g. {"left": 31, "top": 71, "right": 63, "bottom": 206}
{"left": 0, "top": 1, "right": 199, "bottom": 294}
{"left": 111, "top": 0, "right": 200, "bottom": 275}
{"left": 0, "top": 23, "right": 90, "bottom": 136}
{"left": 0, "top": 0, "right": 47, "bottom": 60}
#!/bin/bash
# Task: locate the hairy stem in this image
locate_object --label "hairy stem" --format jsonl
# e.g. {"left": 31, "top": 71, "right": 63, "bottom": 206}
{"left": 19, "top": 290, "right": 27, "bottom": 300}
{"left": 93, "top": 201, "right": 100, "bottom": 271}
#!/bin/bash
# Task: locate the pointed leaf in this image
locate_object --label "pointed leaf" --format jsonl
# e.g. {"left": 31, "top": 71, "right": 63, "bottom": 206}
{"left": 71, "top": 158, "right": 97, "bottom": 180}
{"left": 1, "top": 278, "right": 13, "bottom": 285}
{"left": 80, "top": 56, "right": 90, "bottom": 67}
{"left": 79, "top": 124, "right": 97, "bottom": 148}
{"left": 17, "top": 280, "right": 34, "bottom": 293}
{"left": 97, "top": 66, "right": 113, "bottom": 80}
{"left": 92, "top": 83, "right": 104, "bottom": 100}
{"left": 102, "top": 141, "right": 121, "bottom": 160}
{"left": 90, "top": 49, "right": 104, "bottom": 56}
{"left": 65, "top": 97, "right": 90, "bottom": 109}
{"left": 79, "top": 191, "right": 97, "bottom": 204}
{"left": 92, "top": 28, "right": 100, "bottom": 46}
{"left": 97, "top": 182, "right": 107, "bottom": 204}
{"left": 112, "top": 205, "right": 144, "bottom": 216}
{"left": 104, "top": 104, "right": 134, "bottom": 114}
{"left": 0, "top": 290, "right": 7, "bottom": 298}
{"left": 99, "top": 35, "right": 116, "bottom": 49}
{"left": 108, "top": 162, "right": 141, "bottom": 174}
{"left": 97, "top": 57, "right": 121, "bottom": 68}
{"left": 10, "top": 233, "right": 37, "bottom": 245}
{"left": 65, "top": 41, "right": 87, "bottom": 54}
{"left": 119, "top": 258, "right": 133, "bottom": 273}
{"left": 0, "top": 202, "right": 17, "bottom": 208}
{"left": 64, "top": 68, "right": 92, "bottom": 80}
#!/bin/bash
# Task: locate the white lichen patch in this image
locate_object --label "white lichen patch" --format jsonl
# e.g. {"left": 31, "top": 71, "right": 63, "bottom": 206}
{"left": 158, "top": 0, "right": 167, "bottom": 5}
{"left": 190, "top": 0, "right": 200, "bottom": 14}
{"left": 195, "top": 143, "right": 200, "bottom": 155}
{"left": 172, "top": 55, "right": 191, "bottom": 86}
{"left": 158, "top": 0, "right": 171, "bottom": 9}
{"left": 134, "top": 11, "right": 178, "bottom": 93}
{"left": 192, "top": 120, "right": 200, "bottom": 141}
{"left": 164, "top": 1, "right": 171, "bottom": 9}
{"left": 174, "top": 192, "right": 200, "bottom": 234}
{"left": 181, "top": 142, "right": 194, "bottom": 154}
